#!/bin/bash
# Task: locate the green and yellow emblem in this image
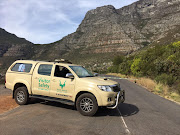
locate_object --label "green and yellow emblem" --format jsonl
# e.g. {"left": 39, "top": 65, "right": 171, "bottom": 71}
{"left": 57, "top": 81, "right": 67, "bottom": 93}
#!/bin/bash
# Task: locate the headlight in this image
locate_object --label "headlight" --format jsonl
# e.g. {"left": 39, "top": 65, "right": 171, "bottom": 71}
{"left": 97, "top": 85, "right": 113, "bottom": 92}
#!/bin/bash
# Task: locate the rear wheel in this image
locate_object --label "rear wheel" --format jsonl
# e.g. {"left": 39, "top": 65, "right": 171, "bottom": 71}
{"left": 14, "top": 86, "right": 29, "bottom": 105}
{"left": 76, "top": 93, "right": 98, "bottom": 116}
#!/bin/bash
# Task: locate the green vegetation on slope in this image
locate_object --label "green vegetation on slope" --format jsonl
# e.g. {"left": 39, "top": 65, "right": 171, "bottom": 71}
{"left": 108, "top": 41, "right": 180, "bottom": 94}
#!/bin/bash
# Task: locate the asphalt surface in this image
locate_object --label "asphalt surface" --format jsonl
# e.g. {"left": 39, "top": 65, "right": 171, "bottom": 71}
{"left": 0, "top": 76, "right": 180, "bottom": 135}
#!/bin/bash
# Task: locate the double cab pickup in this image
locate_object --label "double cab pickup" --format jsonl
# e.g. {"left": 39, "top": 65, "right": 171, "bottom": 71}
{"left": 5, "top": 60, "right": 125, "bottom": 116}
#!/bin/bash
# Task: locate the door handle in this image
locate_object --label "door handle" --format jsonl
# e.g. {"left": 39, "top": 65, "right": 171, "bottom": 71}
{"left": 52, "top": 79, "right": 56, "bottom": 82}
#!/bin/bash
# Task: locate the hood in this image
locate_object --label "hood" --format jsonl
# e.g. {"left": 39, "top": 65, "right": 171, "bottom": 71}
{"left": 79, "top": 77, "right": 117, "bottom": 85}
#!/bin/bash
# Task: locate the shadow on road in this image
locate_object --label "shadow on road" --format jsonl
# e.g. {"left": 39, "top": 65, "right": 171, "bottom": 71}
{"left": 42, "top": 101, "right": 76, "bottom": 110}
{"left": 95, "top": 107, "right": 120, "bottom": 117}
{"left": 95, "top": 103, "right": 139, "bottom": 117}
{"left": 118, "top": 103, "right": 139, "bottom": 117}
{"left": 28, "top": 98, "right": 75, "bottom": 110}
{"left": 28, "top": 99, "right": 139, "bottom": 117}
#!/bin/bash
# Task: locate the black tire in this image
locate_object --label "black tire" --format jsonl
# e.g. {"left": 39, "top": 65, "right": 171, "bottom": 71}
{"left": 14, "top": 86, "right": 29, "bottom": 105}
{"left": 76, "top": 93, "right": 98, "bottom": 116}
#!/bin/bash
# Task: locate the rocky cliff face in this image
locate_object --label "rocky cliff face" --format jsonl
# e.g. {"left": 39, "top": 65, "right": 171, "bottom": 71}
{"left": 117, "top": 0, "right": 180, "bottom": 44}
{"left": 38, "top": 0, "right": 180, "bottom": 60}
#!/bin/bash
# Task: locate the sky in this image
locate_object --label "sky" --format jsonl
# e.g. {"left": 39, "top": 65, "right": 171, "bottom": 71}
{"left": 0, "top": 0, "right": 138, "bottom": 44}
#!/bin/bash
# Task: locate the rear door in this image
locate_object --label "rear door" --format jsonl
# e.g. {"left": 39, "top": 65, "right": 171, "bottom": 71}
{"left": 32, "top": 63, "right": 53, "bottom": 96}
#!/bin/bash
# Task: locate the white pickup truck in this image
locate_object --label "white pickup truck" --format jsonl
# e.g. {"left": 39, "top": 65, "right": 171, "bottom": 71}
{"left": 5, "top": 60, "right": 125, "bottom": 116}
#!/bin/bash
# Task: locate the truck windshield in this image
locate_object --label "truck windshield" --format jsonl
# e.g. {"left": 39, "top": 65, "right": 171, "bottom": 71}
{"left": 69, "top": 66, "right": 94, "bottom": 78}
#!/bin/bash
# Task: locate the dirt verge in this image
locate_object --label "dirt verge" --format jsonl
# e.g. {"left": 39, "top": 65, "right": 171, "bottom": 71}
{"left": 0, "top": 95, "right": 18, "bottom": 114}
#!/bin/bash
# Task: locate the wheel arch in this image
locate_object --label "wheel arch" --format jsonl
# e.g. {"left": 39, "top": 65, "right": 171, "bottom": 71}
{"left": 75, "top": 91, "right": 100, "bottom": 106}
{"left": 13, "top": 83, "right": 29, "bottom": 98}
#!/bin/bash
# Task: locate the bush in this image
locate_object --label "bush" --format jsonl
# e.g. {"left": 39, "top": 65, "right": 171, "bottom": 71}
{"left": 172, "top": 41, "right": 180, "bottom": 48}
{"left": 130, "top": 58, "right": 143, "bottom": 76}
{"left": 113, "top": 55, "right": 124, "bottom": 65}
{"left": 108, "top": 41, "right": 180, "bottom": 89}
{"left": 155, "top": 74, "right": 177, "bottom": 86}
{"left": 107, "top": 65, "right": 119, "bottom": 73}
{"left": 119, "top": 60, "right": 133, "bottom": 75}
{"left": 177, "top": 83, "right": 180, "bottom": 94}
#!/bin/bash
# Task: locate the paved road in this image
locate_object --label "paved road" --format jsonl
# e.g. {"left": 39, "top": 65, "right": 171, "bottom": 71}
{"left": 0, "top": 76, "right": 180, "bottom": 135}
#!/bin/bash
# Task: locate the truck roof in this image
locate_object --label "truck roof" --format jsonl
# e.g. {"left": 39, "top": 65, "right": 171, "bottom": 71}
{"left": 14, "top": 60, "right": 79, "bottom": 66}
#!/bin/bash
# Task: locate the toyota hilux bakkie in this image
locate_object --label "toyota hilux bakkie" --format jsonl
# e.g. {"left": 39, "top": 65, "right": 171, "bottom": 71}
{"left": 5, "top": 60, "right": 125, "bottom": 116}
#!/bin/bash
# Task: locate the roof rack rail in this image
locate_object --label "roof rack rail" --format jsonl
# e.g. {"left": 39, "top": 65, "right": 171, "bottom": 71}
{"left": 55, "top": 59, "right": 72, "bottom": 64}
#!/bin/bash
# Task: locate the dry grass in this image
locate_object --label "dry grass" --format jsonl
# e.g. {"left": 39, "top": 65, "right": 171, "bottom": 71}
{"left": 107, "top": 73, "right": 180, "bottom": 104}
{"left": 107, "top": 73, "right": 136, "bottom": 80}
{"left": 170, "top": 92, "right": 180, "bottom": 103}
{"left": 136, "top": 78, "right": 156, "bottom": 92}
{"left": 107, "top": 73, "right": 127, "bottom": 78}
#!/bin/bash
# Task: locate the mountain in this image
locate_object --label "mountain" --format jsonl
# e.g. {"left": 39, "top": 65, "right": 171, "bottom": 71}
{"left": 0, "top": 28, "right": 34, "bottom": 69}
{"left": 1, "top": 0, "right": 180, "bottom": 71}
{"left": 32, "top": 0, "right": 180, "bottom": 66}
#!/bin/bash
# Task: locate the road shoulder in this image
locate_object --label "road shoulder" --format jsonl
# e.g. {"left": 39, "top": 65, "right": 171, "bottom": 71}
{"left": 0, "top": 85, "right": 18, "bottom": 114}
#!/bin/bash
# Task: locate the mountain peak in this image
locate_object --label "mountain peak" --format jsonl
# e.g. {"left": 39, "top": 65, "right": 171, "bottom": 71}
{"left": 85, "top": 5, "right": 117, "bottom": 18}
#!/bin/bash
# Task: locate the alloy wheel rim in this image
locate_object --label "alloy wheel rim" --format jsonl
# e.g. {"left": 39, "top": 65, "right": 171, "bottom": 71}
{"left": 17, "top": 91, "right": 25, "bottom": 103}
{"left": 80, "top": 97, "right": 94, "bottom": 112}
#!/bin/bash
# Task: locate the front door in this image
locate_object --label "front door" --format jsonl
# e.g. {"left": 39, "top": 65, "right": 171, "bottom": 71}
{"left": 32, "top": 63, "right": 53, "bottom": 96}
{"left": 51, "top": 65, "right": 75, "bottom": 100}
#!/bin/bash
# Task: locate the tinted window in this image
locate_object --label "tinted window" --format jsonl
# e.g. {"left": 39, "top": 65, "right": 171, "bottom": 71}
{"left": 54, "top": 65, "right": 71, "bottom": 78}
{"left": 38, "top": 64, "right": 52, "bottom": 76}
{"left": 11, "top": 63, "right": 32, "bottom": 73}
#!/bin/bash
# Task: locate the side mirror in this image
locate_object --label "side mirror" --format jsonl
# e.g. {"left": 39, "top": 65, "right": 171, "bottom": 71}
{"left": 66, "top": 73, "right": 74, "bottom": 79}
{"left": 94, "top": 73, "right": 99, "bottom": 76}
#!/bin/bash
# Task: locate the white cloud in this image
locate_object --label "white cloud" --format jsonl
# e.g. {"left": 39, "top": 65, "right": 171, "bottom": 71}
{"left": 0, "top": 0, "right": 138, "bottom": 44}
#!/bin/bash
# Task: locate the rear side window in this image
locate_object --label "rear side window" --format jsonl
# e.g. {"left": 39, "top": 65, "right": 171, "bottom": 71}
{"left": 38, "top": 64, "right": 52, "bottom": 76}
{"left": 11, "top": 63, "right": 32, "bottom": 73}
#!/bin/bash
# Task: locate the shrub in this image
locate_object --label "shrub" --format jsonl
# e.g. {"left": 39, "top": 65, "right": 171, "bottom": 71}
{"left": 119, "top": 60, "right": 133, "bottom": 75}
{"left": 130, "top": 58, "right": 143, "bottom": 76}
{"left": 107, "top": 65, "right": 119, "bottom": 73}
{"left": 108, "top": 41, "right": 180, "bottom": 91}
{"left": 113, "top": 55, "right": 124, "bottom": 65}
{"left": 155, "top": 74, "right": 177, "bottom": 86}
{"left": 172, "top": 41, "right": 180, "bottom": 48}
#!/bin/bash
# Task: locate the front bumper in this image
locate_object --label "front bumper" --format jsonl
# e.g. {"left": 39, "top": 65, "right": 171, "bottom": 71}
{"left": 107, "top": 90, "right": 125, "bottom": 109}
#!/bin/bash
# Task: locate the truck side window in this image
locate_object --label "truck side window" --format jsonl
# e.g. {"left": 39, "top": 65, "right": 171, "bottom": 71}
{"left": 11, "top": 63, "right": 32, "bottom": 73}
{"left": 54, "top": 65, "right": 71, "bottom": 78}
{"left": 38, "top": 64, "right": 52, "bottom": 76}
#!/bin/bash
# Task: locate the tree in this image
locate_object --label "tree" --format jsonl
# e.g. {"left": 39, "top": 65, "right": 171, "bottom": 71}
{"left": 131, "top": 58, "right": 142, "bottom": 76}
{"left": 113, "top": 55, "right": 124, "bottom": 65}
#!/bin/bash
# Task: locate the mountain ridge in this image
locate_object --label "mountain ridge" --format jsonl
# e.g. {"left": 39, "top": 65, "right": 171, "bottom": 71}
{"left": 0, "top": 28, "right": 34, "bottom": 69}
{"left": 34, "top": 0, "right": 180, "bottom": 59}
{"left": 0, "top": 0, "right": 180, "bottom": 71}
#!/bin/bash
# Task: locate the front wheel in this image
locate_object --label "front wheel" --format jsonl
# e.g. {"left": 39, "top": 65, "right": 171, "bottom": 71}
{"left": 76, "top": 93, "right": 98, "bottom": 116}
{"left": 14, "top": 86, "right": 29, "bottom": 105}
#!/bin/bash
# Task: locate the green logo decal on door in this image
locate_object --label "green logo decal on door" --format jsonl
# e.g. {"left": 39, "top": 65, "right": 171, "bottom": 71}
{"left": 59, "top": 81, "right": 66, "bottom": 89}
{"left": 57, "top": 81, "right": 67, "bottom": 93}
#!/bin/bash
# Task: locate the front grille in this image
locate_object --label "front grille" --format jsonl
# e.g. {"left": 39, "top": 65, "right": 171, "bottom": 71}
{"left": 112, "top": 85, "right": 120, "bottom": 92}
